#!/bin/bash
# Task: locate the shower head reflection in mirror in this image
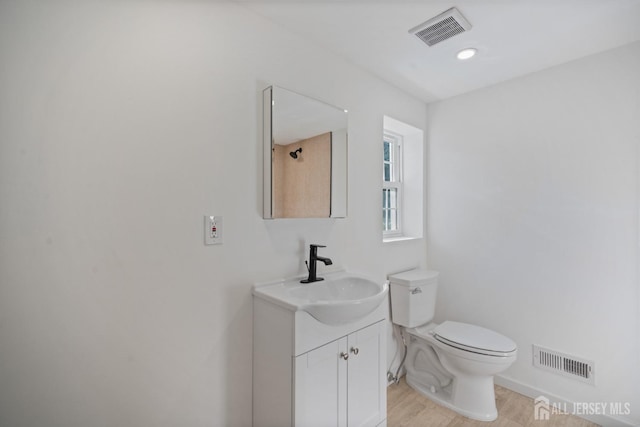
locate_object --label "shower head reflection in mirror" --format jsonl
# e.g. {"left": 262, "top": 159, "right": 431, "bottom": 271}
{"left": 289, "top": 148, "right": 303, "bottom": 159}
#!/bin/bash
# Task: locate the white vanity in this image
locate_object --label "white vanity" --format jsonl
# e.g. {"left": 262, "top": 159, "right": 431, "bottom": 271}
{"left": 252, "top": 271, "right": 388, "bottom": 427}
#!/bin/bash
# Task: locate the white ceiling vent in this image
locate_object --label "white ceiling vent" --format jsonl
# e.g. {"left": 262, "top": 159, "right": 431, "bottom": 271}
{"left": 409, "top": 7, "right": 472, "bottom": 47}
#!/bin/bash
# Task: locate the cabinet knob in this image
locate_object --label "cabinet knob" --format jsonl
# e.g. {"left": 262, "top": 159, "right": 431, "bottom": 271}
{"left": 340, "top": 352, "right": 349, "bottom": 360}
{"left": 350, "top": 347, "right": 359, "bottom": 355}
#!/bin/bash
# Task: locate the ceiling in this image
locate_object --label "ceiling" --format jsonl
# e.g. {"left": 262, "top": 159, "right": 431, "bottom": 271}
{"left": 234, "top": 0, "right": 640, "bottom": 103}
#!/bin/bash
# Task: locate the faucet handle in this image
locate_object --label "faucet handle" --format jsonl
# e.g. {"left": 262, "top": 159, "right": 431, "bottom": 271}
{"left": 310, "top": 244, "right": 326, "bottom": 248}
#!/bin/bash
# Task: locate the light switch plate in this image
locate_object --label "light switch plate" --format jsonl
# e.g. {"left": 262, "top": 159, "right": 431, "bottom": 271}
{"left": 204, "top": 215, "right": 223, "bottom": 245}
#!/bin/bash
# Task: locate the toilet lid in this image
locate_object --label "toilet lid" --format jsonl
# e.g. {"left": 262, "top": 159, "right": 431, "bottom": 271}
{"left": 434, "top": 321, "right": 517, "bottom": 356}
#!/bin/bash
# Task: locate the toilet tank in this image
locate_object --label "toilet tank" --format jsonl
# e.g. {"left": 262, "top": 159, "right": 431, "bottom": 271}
{"left": 388, "top": 269, "right": 439, "bottom": 328}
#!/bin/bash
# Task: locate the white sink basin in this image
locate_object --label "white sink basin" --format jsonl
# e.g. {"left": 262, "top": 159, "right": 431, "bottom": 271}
{"left": 253, "top": 271, "right": 388, "bottom": 325}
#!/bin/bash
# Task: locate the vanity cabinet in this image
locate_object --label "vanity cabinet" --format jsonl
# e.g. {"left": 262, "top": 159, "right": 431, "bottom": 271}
{"left": 294, "top": 321, "right": 385, "bottom": 427}
{"left": 252, "top": 297, "right": 387, "bottom": 427}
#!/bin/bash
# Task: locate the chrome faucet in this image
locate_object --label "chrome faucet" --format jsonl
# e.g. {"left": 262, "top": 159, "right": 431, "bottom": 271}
{"left": 301, "top": 244, "right": 333, "bottom": 283}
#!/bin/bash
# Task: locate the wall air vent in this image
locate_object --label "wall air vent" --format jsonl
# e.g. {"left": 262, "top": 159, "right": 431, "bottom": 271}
{"left": 533, "top": 345, "right": 595, "bottom": 385}
{"left": 409, "top": 7, "right": 472, "bottom": 47}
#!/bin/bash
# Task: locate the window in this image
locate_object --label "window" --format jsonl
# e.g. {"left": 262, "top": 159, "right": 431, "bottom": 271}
{"left": 382, "top": 116, "right": 424, "bottom": 242}
{"left": 383, "top": 132, "right": 402, "bottom": 237}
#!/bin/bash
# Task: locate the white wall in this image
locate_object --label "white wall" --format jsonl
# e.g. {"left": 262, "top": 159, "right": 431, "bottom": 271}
{"left": 427, "top": 42, "right": 640, "bottom": 424}
{"left": 0, "top": 1, "right": 427, "bottom": 426}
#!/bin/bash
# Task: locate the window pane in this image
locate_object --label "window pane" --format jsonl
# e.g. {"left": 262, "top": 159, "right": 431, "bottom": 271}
{"left": 383, "top": 188, "right": 397, "bottom": 209}
{"left": 390, "top": 209, "right": 397, "bottom": 230}
{"left": 383, "top": 188, "right": 398, "bottom": 232}
{"left": 383, "top": 139, "right": 394, "bottom": 182}
{"left": 383, "top": 208, "right": 397, "bottom": 231}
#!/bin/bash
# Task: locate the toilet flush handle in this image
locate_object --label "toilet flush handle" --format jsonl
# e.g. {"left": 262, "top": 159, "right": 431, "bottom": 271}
{"left": 411, "top": 288, "right": 422, "bottom": 294}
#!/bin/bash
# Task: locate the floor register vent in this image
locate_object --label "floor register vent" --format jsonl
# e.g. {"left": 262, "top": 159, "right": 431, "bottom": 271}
{"left": 409, "top": 7, "right": 472, "bottom": 47}
{"left": 533, "top": 345, "right": 595, "bottom": 385}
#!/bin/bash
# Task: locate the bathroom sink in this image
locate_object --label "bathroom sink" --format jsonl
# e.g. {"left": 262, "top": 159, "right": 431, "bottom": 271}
{"left": 253, "top": 271, "right": 388, "bottom": 325}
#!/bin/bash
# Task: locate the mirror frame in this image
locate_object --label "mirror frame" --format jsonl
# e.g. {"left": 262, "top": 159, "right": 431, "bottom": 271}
{"left": 263, "top": 86, "right": 348, "bottom": 219}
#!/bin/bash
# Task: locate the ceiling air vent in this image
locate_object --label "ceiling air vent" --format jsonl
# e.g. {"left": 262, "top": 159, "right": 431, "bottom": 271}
{"left": 409, "top": 7, "right": 472, "bottom": 47}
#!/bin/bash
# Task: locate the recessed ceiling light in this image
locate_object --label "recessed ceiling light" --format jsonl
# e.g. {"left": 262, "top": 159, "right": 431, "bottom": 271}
{"left": 457, "top": 48, "right": 477, "bottom": 60}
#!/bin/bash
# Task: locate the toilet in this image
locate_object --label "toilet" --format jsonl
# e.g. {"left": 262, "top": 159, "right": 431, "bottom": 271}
{"left": 388, "top": 269, "right": 517, "bottom": 422}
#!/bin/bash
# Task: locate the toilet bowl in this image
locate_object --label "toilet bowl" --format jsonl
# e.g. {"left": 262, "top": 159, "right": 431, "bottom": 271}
{"left": 388, "top": 270, "right": 517, "bottom": 422}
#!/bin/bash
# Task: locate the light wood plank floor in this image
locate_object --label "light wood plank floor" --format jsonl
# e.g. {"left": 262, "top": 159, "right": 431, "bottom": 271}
{"left": 387, "top": 378, "right": 599, "bottom": 427}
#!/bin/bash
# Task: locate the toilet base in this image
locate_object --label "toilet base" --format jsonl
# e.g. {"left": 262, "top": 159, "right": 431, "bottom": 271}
{"left": 406, "top": 374, "right": 498, "bottom": 422}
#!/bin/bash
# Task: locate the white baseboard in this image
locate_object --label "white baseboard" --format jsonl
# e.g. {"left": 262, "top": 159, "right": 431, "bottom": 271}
{"left": 495, "top": 375, "right": 638, "bottom": 427}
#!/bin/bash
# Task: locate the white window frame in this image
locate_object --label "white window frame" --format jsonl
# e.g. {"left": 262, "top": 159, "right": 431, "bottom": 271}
{"left": 383, "top": 132, "right": 403, "bottom": 238}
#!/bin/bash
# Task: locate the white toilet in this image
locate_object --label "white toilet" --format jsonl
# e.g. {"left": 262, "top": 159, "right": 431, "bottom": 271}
{"left": 388, "top": 269, "right": 517, "bottom": 422}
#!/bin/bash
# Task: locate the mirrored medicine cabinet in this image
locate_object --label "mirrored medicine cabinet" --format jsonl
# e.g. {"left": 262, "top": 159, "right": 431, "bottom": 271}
{"left": 263, "top": 86, "right": 348, "bottom": 219}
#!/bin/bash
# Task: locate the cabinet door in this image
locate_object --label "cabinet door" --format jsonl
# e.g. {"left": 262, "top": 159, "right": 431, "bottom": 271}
{"left": 347, "top": 321, "right": 386, "bottom": 427}
{"left": 294, "top": 337, "right": 348, "bottom": 427}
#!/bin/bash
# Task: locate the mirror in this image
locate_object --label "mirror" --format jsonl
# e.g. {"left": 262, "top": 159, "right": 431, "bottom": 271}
{"left": 263, "top": 86, "right": 348, "bottom": 219}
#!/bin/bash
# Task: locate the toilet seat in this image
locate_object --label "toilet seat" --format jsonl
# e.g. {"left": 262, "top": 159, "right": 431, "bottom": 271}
{"left": 433, "top": 321, "right": 517, "bottom": 357}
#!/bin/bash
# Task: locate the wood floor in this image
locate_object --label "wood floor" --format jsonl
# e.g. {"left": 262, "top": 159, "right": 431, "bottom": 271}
{"left": 387, "top": 378, "right": 599, "bottom": 427}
